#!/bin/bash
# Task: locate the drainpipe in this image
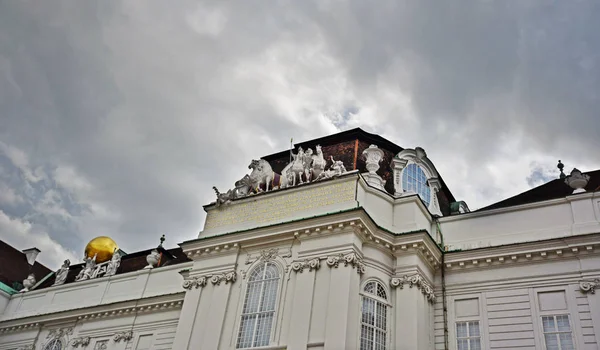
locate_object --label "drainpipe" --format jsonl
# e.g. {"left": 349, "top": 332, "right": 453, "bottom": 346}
{"left": 436, "top": 220, "right": 449, "bottom": 350}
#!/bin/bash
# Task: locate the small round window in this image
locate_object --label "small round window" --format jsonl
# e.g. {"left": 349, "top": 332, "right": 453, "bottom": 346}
{"left": 402, "top": 163, "right": 431, "bottom": 206}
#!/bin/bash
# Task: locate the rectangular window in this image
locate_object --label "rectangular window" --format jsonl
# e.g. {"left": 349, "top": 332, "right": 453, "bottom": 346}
{"left": 456, "top": 321, "right": 481, "bottom": 350}
{"left": 541, "top": 315, "right": 575, "bottom": 350}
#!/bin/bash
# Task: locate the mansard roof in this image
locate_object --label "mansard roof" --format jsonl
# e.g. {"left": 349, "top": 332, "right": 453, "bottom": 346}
{"left": 0, "top": 240, "right": 52, "bottom": 290}
{"left": 262, "top": 127, "right": 457, "bottom": 214}
{"left": 478, "top": 169, "right": 600, "bottom": 211}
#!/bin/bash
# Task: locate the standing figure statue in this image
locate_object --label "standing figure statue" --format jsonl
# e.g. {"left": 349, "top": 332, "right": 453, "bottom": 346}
{"left": 76, "top": 254, "right": 97, "bottom": 281}
{"left": 289, "top": 147, "right": 306, "bottom": 186}
{"left": 311, "top": 145, "right": 326, "bottom": 180}
{"left": 53, "top": 259, "right": 70, "bottom": 286}
{"left": 105, "top": 249, "right": 121, "bottom": 277}
{"left": 303, "top": 148, "right": 314, "bottom": 182}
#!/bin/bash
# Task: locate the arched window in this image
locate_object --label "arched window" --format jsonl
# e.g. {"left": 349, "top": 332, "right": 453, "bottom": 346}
{"left": 43, "top": 339, "right": 63, "bottom": 350}
{"left": 360, "top": 281, "right": 388, "bottom": 350}
{"left": 402, "top": 163, "right": 431, "bottom": 206}
{"left": 237, "top": 262, "right": 280, "bottom": 348}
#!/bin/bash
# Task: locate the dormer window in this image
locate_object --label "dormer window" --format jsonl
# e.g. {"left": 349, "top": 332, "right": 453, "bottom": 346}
{"left": 402, "top": 163, "right": 431, "bottom": 206}
{"left": 391, "top": 147, "right": 443, "bottom": 216}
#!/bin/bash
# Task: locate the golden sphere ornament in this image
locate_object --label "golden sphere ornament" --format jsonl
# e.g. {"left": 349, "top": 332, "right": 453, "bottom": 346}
{"left": 84, "top": 236, "right": 118, "bottom": 263}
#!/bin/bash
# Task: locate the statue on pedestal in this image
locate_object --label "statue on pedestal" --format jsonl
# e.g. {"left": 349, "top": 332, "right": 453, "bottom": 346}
{"left": 105, "top": 249, "right": 121, "bottom": 277}
{"left": 76, "top": 254, "right": 97, "bottom": 281}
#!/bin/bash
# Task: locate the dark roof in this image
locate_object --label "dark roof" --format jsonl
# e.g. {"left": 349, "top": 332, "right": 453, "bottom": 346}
{"left": 478, "top": 169, "right": 600, "bottom": 211}
{"left": 35, "top": 246, "right": 192, "bottom": 290}
{"left": 262, "top": 127, "right": 457, "bottom": 204}
{"left": 0, "top": 240, "right": 52, "bottom": 289}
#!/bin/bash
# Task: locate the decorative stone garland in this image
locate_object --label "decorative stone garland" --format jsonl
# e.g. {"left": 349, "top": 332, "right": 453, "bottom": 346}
{"left": 71, "top": 336, "right": 91, "bottom": 347}
{"left": 390, "top": 273, "right": 436, "bottom": 303}
{"left": 113, "top": 330, "right": 133, "bottom": 343}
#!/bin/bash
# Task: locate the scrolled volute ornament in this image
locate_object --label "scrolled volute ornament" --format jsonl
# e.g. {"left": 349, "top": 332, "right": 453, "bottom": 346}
{"left": 579, "top": 279, "right": 600, "bottom": 294}
{"left": 211, "top": 271, "right": 237, "bottom": 285}
{"left": 324, "top": 252, "right": 365, "bottom": 274}
{"left": 182, "top": 276, "right": 207, "bottom": 290}
{"left": 291, "top": 258, "right": 321, "bottom": 273}
{"left": 71, "top": 336, "right": 91, "bottom": 347}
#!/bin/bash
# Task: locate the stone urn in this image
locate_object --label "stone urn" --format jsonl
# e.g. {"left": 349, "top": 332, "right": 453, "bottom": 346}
{"left": 565, "top": 168, "right": 590, "bottom": 194}
{"left": 362, "top": 145, "right": 385, "bottom": 174}
{"left": 145, "top": 249, "right": 160, "bottom": 269}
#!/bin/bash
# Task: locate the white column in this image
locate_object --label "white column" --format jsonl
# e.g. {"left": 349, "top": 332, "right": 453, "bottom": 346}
{"left": 172, "top": 286, "right": 203, "bottom": 349}
{"left": 287, "top": 269, "right": 316, "bottom": 350}
{"left": 324, "top": 265, "right": 360, "bottom": 349}
{"left": 201, "top": 283, "right": 234, "bottom": 349}
{"left": 392, "top": 276, "right": 434, "bottom": 350}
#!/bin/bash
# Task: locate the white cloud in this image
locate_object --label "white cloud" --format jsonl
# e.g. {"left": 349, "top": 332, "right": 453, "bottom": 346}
{"left": 0, "top": 209, "right": 79, "bottom": 269}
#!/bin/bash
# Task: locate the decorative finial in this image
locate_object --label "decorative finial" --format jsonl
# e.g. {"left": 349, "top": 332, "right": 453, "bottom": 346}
{"left": 557, "top": 160, "right": 566, "bottom": 179}
{"left": 159, "top": 234, "right": 165, "bottom": 247}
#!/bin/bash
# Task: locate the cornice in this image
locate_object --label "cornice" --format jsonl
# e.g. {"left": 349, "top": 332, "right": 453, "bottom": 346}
{"left": 444, "top": 234, "right": 600, "bottom": 271}
{"left": 0, "top": 293, "right": 184, "bottom": 332}
{"left": 439, "top": 192, "right": 597, "bottom": 223}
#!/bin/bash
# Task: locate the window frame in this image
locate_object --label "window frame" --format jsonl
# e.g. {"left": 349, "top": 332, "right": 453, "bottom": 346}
{"left": 449, "top": 294, "right": 487, "bottom": 350}
{"left": 359, "top": 280, "right": 390, "bottom": 350}
{"left": 455, "top": 320, "right": 482, "bottom": 350}
{"left": 236, "top": 261, "right": 283, "bottom": 349}
{"left": 42, "top": 338, "right": 63, "bottom": 350}
{"left": 532, "top": 287, "right": 582, "bottom": 350}
{"left": 540, "top": 314, "right": 576, "bottom": 350}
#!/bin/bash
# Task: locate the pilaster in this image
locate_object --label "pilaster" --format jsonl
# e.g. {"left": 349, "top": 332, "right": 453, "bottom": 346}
{"left": 287, "top": 263, "right": 318, "bottom": 350}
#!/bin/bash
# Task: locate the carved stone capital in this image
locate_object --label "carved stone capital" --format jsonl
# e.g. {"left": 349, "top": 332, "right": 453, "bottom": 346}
{"left": 325, "top": 252, "right": 365, "bottom": 274}
{"left": 291, "top": 258, "right": 321, "bottom": 273}
{"left": 390, "top": 273, "right": 436, "bottom": 303}
{"left": 72, "top": 336, "right": 91, "bottom": 347}
{"left": 113, "top": 330, "right": 133, "bottom": 343}
{"left": 580, "top": 279, "right": 600, "bottom": 294}
{"left": 182, "top": 276, "right": 207, "bottom": 290}
{"left": 211, "top": 271, "right": 237, "bottom": 285}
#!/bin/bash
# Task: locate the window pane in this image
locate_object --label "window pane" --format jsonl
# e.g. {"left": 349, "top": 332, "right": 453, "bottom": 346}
{"left": 402, "top": 164, "right": 430, "bottom": 206}
{"left": 362, "top": 298, "right": 375, "bottom": 325}
{"left": 556, "top": 315, "right": 571, "bottom": 332}
{"left": 559, "top": 332, "right": 575, "bottom": 350}
{"left": 456, "top": 322, "right": 468, "bottom": 338}
{"left": 374, "top": 330, "right": 386, "bottom": 350}
{"left": 457, "top": 338, "right": 469, "bottom": 350}
{"left": 242, "top": 282, "right": 261, "bottom": 313}
{"left": 365, "top": 281, "right": 376, "bottom": 294}
{"left": 470, "top": 338, "right": 481, "bottom": 350}
{"left": 375, "top": 302, "right": 386, "bottom": 329}
{"left": 260, "top": 279, "right": 278, "bottom": 312}
{"left": 376, "top": 283, "right": 387, "bottom": 300}
{"left": 469, "top": 321, "right": 480, "bottom": 337}
{"left": 360, "top": 325, "right": 373, "bottom": 350}
{"left": 253, "top": 312, "right": 274, "bottom": 347}
{"left": 237, "top": 315, "right": 255, "bottom": 348}
{"left": 544, "top": 333, "right": 559, "bottom": 350}
{"left": 542, "top": 316, "right": 556, "bottom": 332}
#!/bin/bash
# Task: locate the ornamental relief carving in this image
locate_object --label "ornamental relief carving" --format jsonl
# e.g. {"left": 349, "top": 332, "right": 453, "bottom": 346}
{"left": 245, "top": 247, "right": 292, "bottom": 265}
{"left": 579, "top": 279, "right": 600, "bottom": 294}
{"left": 71, "top": 336, "right": 91, "bottom": 347}
{"left": 290, "top": 252, "right": 365, "bottom": 274}
{"left": 182, "top": 270, "right": 237, "bottom": 290}
{"left": 113, "top": 330, "right": 133, "bottom": 343}
{"left": 390, "top": 273, "right": 436, "bottom": 303}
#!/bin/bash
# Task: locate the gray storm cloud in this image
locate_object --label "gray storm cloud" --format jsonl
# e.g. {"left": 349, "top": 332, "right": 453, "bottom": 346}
{"left": 0, "top": 0, "right": 598, "bottom": 267}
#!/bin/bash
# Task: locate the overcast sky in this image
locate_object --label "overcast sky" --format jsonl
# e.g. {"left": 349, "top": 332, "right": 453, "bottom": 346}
{"left": 0, "top": 1, "right": 599, "bottom": 268}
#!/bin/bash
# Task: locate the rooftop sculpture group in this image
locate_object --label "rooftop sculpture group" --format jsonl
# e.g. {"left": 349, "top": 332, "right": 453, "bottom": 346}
{"left": 213, "top": 145, "right": 348, "bottom": 207}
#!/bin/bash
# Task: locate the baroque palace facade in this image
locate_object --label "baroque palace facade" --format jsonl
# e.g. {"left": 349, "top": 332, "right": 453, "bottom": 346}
{"left": 1, "top": 128, "right": 599, "bottom": 350}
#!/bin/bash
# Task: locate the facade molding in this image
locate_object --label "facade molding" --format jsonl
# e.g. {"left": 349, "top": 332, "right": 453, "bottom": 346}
{"left": 71, "top": 336, "right": 91, "bottom": 347}
{"left": 444, "top": 234, "right": 600, "bottom": 271}
{"left": 390, "top": 273, "right": 436, "bottom": 303}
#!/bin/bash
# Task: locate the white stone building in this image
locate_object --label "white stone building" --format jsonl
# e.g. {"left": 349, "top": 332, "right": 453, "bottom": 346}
{"left": 1, "top": 128, "right": 599, "bottom": 350}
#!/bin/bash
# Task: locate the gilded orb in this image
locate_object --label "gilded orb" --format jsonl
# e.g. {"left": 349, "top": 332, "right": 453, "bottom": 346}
{"left": 84, "top": 236, "right": 118, "bottom": 263}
